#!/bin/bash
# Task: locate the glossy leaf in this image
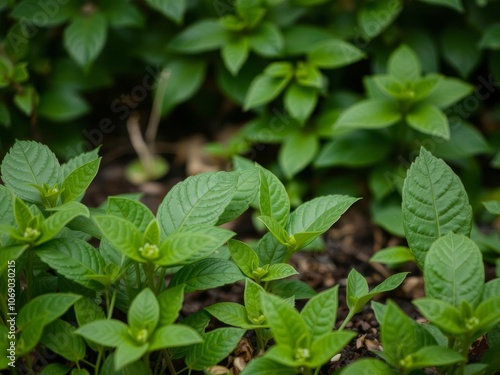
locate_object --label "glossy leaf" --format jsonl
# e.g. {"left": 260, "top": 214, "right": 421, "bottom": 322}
{"left": 406, "top": 103, "right": 449, "bottom": 140}
{"left": 388, "top": 44, "right": 421, "bottom": 81}
{"left": 128, "top": 288, "right": 159, "bottom": 332}
{"left": 244, "top": 73, "right": 291, "bottom": 110}
{"left": 301, "top": 286, "right": 338, "bottom": 341}
{"left": 158, "top": 285, "right": 185, "bottom": 327}
{"left": 169, "top": 19, "right": 228, "bottom": 52}
{"left": 75, "top": 320, "right": 129, "bottom": 347}
{"left": 307, "top": 39, "right": 364, "bottom": 69}
{"left": 228, "top": 239, "right": 259, "bottom": 279}
{"left": 279, "top": 132, "right": 319, "bottom": 178}
{"left": 149, "top": 324, "right": 202, "bottom": 351}
{"left": 259, "top": 167, "right": 290, "bottom": 227}
{"left": 221, "top": 37, "right": 249, "bottom": 75}
{"left": 334, "top": 99, "right": 402, "bottom": 131}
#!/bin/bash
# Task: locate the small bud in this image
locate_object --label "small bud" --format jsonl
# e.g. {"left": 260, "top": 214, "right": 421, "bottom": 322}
{"left": 139, "top": 243, "right": 159, "bottom": 261}
{"left": 23, "top": 227, "right": 40, "bottom": 240}
{"left": 294, "top": 348, "right": 310, "bottom": 361}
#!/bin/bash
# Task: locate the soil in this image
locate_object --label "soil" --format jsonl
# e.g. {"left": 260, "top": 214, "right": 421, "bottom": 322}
{"left": 81, "top": 150, "right": 496, "bottom": 375}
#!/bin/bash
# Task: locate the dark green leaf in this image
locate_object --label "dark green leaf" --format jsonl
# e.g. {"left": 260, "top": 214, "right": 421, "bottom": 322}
{"left": 40, "top": 320, "right": 85, "bottom": 362}
{"left": 249, "top": 22, "right": 284, "bottom": 57}
{"left": 169, "top": 19, "right": 229, "bottom": 53}
{"left": 388, "top": 44, "right": 421, "bottom": 81}
{"left": 146, "top": 0, "right": 186, "bottom": 24}
{"left": 307, "top": 39, "right": 365, "bottom": 69}
{"left": 480, "top": 23, "right": 500, "bottom": 49}
{"left": 244, "top": 73, "right": 291, "bottom": 110}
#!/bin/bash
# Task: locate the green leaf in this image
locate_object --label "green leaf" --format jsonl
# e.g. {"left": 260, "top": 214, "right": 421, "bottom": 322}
{"left": 149, "top": 324, "right": 202, "bottom": 351}
{"left": 115, "top": 337, "right": 148, "bottom": 370}
{"left": 258, "top": 215, "right": 290, "bottom": 245}
{"left": 221, "top": 37, "right": 250, "bottom": 75}
{"left": 407, "top": 103, "right": 449, "bottom": 140}
{"left": 107, "top": 197, "right": 155, "bottom": 233}
{"left": 146, "top": 0, "right": 186, "bottom": 24}
{"left": 23, "top": 292, "right": 78, "bottom": 323}
{"left": 100, "top": 0, "right": 144, "bottom": 28}
{"left": 249, "top": 22, "right": 284, "bottom": 57}
{"left": 242, "top": 356, "right": 298, "bottom": 374}
{"left": 157, "top": 171, "right": 237, "bottom": 236}
{"left": 263, "top": 345, "right": 300, "bottom": 367}
{"left": 13, "top": 195, "right": 33, "bottom": 232}
{"left": 0, "top": 100, "right": 11, "bottom": 127}
{"left": 388, "top": 44, "right": 421, "bottom": 81}
{"left": 474, "top": 296, "right": 500, "bottom": 334}
{"left": 407, "top": 346, "right": 465, "bottom": 370}
{"left": 420, "top": 77, "right": 473, "bottom": 108}
{"left": 205, "top": 302, "right": 252, "bottom": 328}
{"left": 480, "top": 23, "right": 500, "bottom": 50}
{"left": 38, "top": 89, "right": 90, "bottom": 122}
{"left": 158, "top": 285, "right": 185, "bottom": 326}
{"left": 308, "top": 331, "right": 356, "bottom": 368}
{"left": 334, "top": 99, "right": 402, "bottom": 131}
{"left": 169, "top": 258, "right": 245, "bottom": 292}
{"left": 244, "top": 73, "right": 291, "bottom": 110}
{"left": 63, "top": 13, "right": 107, "bottom": 67}
{"left": 441, "top": 27, "right": 480, "bottom": 77}
{"left": 346, "top": 269, "right": 369, "bottom": 309}
{"left": 128, "top": 288, "right": 159, "bottom": 332}
{"left": 157, "top": 225, "right": 235, "bottom": 266}
{"left": 269, "top": 279, "right": 316, "bottom": 300}
{"left": 261, "top": 292, "right": 309, "bottom": 348}
{"left": 265, "top": 62, "right": 294, "bottom": 77}
{"left": 259, "top": 167, "right": 290, "bottom": 227}
{"left": 425, "top": 233, "right": 484, "bottom": 307}
{"left": 413, "top": 298, "right": 466, "bottom": 334}
{"left": 186, "top": 328, "right": 245, "bottom": 370}
{"left": 301, "top": 286, "right": 338, "bottom": 341}
{"left": 339, "top": 358, "right": 396, "bottom": 375}
{"left": 14, "top": 86, "right": 38, "bottom": 116}
{"left": 36, "top": 238, "right": 105, "bottom": 290}
{"left": 75, "top": 319, "right": 129, "bottom": 347}
{"left": 217, "top": 168, "right": 260, "bottom": 224}
{"left": 159, "top": 58, "right": 206, "bottom": 115}
{"left": 284, "top": 84, "right": 318, "bottom": 124}
{"left": 1, "top": 140, "right": 60, "bottom": 203}
{"left": 228, "top": 239, "right": 259, "bottom": 279}
{"left": 39, "top": 202, "right": 90, "bottom": 244}
{"left": 358, "top": 0, "right": 402, "bottom": 39}
{"left": 402, "top": 147, "right": 472, "bottom": 268}
{"left": 307, "top": 39, "right": 365, "bottom": 69}
{"left": 244, "top": 278, "right": 266, "bottom": 323}
{"left": 74, "top": 298, "right": 105, "bottom": 351}
{"left": 61, "top": 148, "right": 100, "bottom": 180}
{"left": 169, "top": 19, "right": 229, "bottom": 53}
{"left": 262, "top": 263, "right": 299, "bottom": 282}
{"left": 40, "top": 320, "right": 85, "bottom": 362}
{"left": 283, "top": 25, "right": 332, "bottom": 55}
{"left": 39, "top": 363, "right": 71, "bottom": 375}
{"left": 484, "top": 201, "right": 500, "bottom": 215}
{"left": 279, "top": 132, "right": 319, "bottom": 179}
{"left": 61, "top": 158, "right": 100, "bottom": 203}
{"left": 417, "top": 0, "right": 463, "bottom": 11}
{"left": 17, "top": 317, "right": 46, "bottom": 357}
{"left": 370, "top": 247, "right": 415, "bottom": 266}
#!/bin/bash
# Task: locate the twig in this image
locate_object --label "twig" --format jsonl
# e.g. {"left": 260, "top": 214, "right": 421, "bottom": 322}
{"left": 126, "top": 111, "right": 155, "bottom": 175}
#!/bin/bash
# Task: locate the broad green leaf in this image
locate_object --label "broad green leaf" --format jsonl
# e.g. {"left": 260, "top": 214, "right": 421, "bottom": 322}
{"left": 315, "top": 130, "right": 392, "bottom": 168}
{"left": 75, "top": 319, "right": 129, "bottom": 347}
{"left": 308, "top": 331, "right": 356, "bottom": 368}
{"left": 259, "top": 167, "right": 290, "bottom": 227}
{"left": 107, "top": 197, "right": 154, "bottom": 233}
{"left": 269, "top": 279, "right": 316, "bottom": 300}
{"left": 370, "top": 247, "right": 415, "bottom": 266}
{"left": 413, "top": 74, "right": 444, "bottom": 100}
{"left": 144, "top": 219, "right": 161, "bottom": 245}
{"left": 248, "top": 22, "right": 284, "bottom": 57}
{"left": 358, "top": 0, "right": 402, "bottom": 39}
{"left": 407, "top": 346, "right": 465, "bottom": 370}
{"left": 10, "top": 0, "right": 78, "bottom": 25}
{"left": 146, "top": 0, "right": 186, "bottom": 24}
{"left": 222, "top": 37, "right": 249, "bottom": 75}
{"left": 217, "top": 168, "right": 260, "bottom": 224}
{"left": 284, "top": 84, "right": 318, "bottom": 124}
{"left": 265, "top": 61, "right": 294, "bottom": 77}
{"left": 100, "top": 0, "right": 144, "bottom": 28}
{"left": 256, "top": 233, "right": 288, "bottom": 267}
{"left": 263, "top": 345, "right": 300, "bottom": 367}
{"left": 63, "top": 13, "right": 107, "bottom": 67}
{"left": 241, "top": 356, "right": 298, "bottom": 374}
{"left": 39, "top": 363, "right": 71, "bottom": 375}
{"left": 261, "top": 292, "right": 309, "bottom": 348}
{"left": 236, "top": 0, "right": 266, "bottom": 26}
{"left": 39, "top": 202, "right": 90, "bottom": 244}
{"left": 413, "top": 298, "right": 465, "bottom": 334}
{"left": 158, "top": 285, "right": 185, "bottom": 326}
{"left": 288, "top": 195, "right": 359, "bottom": 238}
{"left": 339, "top": 358, "right": 396, "bottom": 375}
{"left": 38, "top": 89, "right": 90, "bottom": 122}
{"left": 169, "top": 258, "right": 245, "bottom": 292}
{"left": 441, "top": 27, "right": 480, "bottom": 77}
{"left": 128, "top": 288, "right": 159, "bottom": 332}
{"left": 60, "top": 159, "right": 100, "bottom": 203}
{"left": 61, "top": 148, "right": 100, "bottom": 180}
{"left": 157, "top": 225, "right": 234, "bottom": 265}
{"left": 420, "top": 78, "right": 473, "bottom": 108}
{"left": 402, "top": 148, "right": 472, "bottom": 268}
{"left": 13, "top": 196, "right": 33, "bottom": 232}
{"left": 417, "top": 0, "right": 463, "bottom": 11}
{"left": 245, "top": 278, "right": 266, "bottom": 324}
{"left": 169, "top": 19, "right": 229, "bottom": 53}
{"left": 156, "top": 58, "right": 206, "bottom": 115}
{"left": 307, "top": 39, "right": 364, "bottom": 69}
{"left": 474, "top": 296, "right": 500, "bottom": 334}
{"left": 0, "top": 245, "right": 27, "bottom": 273}
{"left": 149, "top": 324, "right": 202, "bottom": 351}
{"left": 93, "top": 215, "right": 143, "bottom": 262}
{"left": 186, "top": 328, "right": 246, "bottom": 370}
{"left": 100, "top": 353, "right": 150, "bottom": 375}
{"left": 346, "top": 269, "right": 369, "bottom": 308}
{"left": 334, "top": 99, "right": 402, "bottom": 131}
{"left": 74, "top": 297, "right": 106, "bottom": 351}
{"left": 425, "top": 233, "right": 483, "bottom": 307}
{"left": 1, "top": 140, "right": 60, "bottom": 203}
{"left": 258, "top": 215, "right": 290, "bottom": 245}
{"left": 17, "top": 317, "right": 47, "bottom": 357}
{"left": 301, "top": 286, "right": 338, "bottom": 341}
{"left": 370, "top": 273, "right": 409, "bottom": 295}
{"left": 115, "top": 337, "right": 148, "bottom": 370}
{"left": 406, "top": 103, "right": 449, "bottom": 140}
{"left": 480, "top": 23, "right": 500, "bottom": 49}
{"left": 484, "top": 201, "right": 500, "bottom": 215}
{"left": 388, "top": 44, "right": 421, "bottom": 81}
{"left": 279, "top": 132, "right": 319, "bottom": 178}
{"left": 18, "top": 293, "right": 81, "bottom": 329}
{"left": 228, "top": 239, "right": 259, "bottom": 279}
{"left": 283, "top": 25, "right": 332, "bottom": 55}
{"left": 40, "top": 320, "right": 85, "bottom": 362}
{"left": 157, "top": 171, "right": 237, "bottom": 236}
{"left": 205, "top": 302, "right": 252, "bottom": 328}
{"left": 244, "top": 73, "right": 291, "bottom": 110}
{"left": 262, "top": 263, "right": 298, "bottom": 281}
{"left": 36, "top": 238, "right": 105, "bottom": 290}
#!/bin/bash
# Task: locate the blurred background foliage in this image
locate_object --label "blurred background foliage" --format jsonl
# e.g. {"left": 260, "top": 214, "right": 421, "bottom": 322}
{"left": 0, "top": 0, "right": 499, "bottom": 244}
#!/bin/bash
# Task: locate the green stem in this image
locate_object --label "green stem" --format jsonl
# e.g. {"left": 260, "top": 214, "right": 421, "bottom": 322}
{"left": 143, "top": 263, "right": 156, "bottom": 291}
{"left": 143, "top": 351, "right": 150, "bottom": 369}
{"left": 134, "top": 262, "right": 142, "bottom": 288}
{"left": 338, "top": 310, "right": 355, "bottom": 331}
{"left": 25, "top": 251, "right": 34, "bottom": 302}
{"left": 94, "top": 347, "right": 104, "bottom": 375}
{"left": 156, "top": 267, "right": 167, "bottom": 294}
{"left": 313, "top": 366, "right": 321, "bottom": 375}
{"left": 163, "top": 349, "right": 177, "bottom": 375}
{"left": 107, "top": 287, "right": 117, "bottom": 319}
{"left": 256, "top": 329, "right": 265, "bottom": 352}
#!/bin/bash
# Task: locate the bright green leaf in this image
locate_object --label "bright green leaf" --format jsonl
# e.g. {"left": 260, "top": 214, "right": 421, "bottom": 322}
{"left": 388, "top": 44, "right": 421, "bottom": 81}
{"left": 334, "top": 99, "right": 402, "bottom": 131}
{"left": 406, "top": 103, "right": 450, "bottom": 140}
{"left": 279, "top": 132, "right": 319, "bottom": 179}
{"left": 307, "top": 39, "right": 364, "bottom": 69}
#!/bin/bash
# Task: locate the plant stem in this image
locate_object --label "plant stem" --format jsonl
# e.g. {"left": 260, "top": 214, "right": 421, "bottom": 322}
{"left": 156, "top": 267, "right": 167, "bottom": 294}
{"left": 338, "top": 310, "right": 355, "bottom": 331}
{"left": 25, "top": 251, "right": 34, "bottom": 302}
{"left": 107, "top": 287, "right": 117, "bottom": 319}
{"left": 163, "top": 350, "right": 177, "bottom": 375}
{"left": 143, "top": 263, "right": 156, "bottom": 291}
{"left": 94, "top": 347, "right": 104, "bottom": 375}
{"left": 134, "top": 262, "right": 142, "bottom": 288}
